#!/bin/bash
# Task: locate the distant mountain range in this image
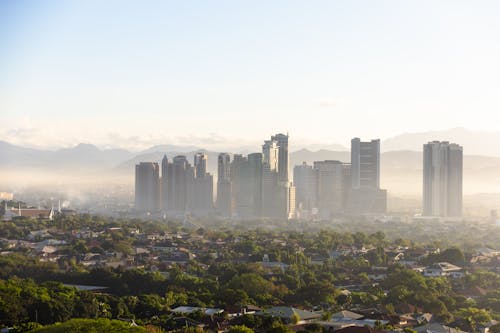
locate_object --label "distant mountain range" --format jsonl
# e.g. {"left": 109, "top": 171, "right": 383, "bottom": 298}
{"left": 382, "top": 127, "right": 500, "bottom": 156}
{"left": 2, "top": 127, "right": 500, "bottom": 194}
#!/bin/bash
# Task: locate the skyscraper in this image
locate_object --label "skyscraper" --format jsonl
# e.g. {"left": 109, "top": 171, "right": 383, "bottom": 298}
{"left": 347, "top": 138, "right": 386, "bottom": 214}
{"left": 314, "top": 160, "right": 346, "bottom": 219}
{"left": 247, "top": 152, "right": 263, "bottom": 217}
{"left": 194, "top": 152, "right": 208, "bottom": 178}
{"left": 262, "top": 140, "right": 279, "bottom": 171}
{"left": 229, "top": 154, "right": 247, "bottom": 218}
{"left": 293, "top": 162, "right": 318, "bottom": 218}
{"left": 261, "top": 133, "right": 291, "bottom": 220}
{"left": 135, "top": 162, "right": 160, "bottom": 212}
{"left": 216, "top": 153, "right": 232, "bottom": 217}
{"left": 170, "top": 155, "right": 189, "bottom": 213}
{"left": 161, "top": 155, "right": 169, "bottom": 212}
{"left": 423, "top": 141, "right": 463, "bottom": 217}
{"left": 351, "top": 138, "right": 380, "bottom": 189}
{"left": 271, "top": 133, "right": 289, "bottom": 184}
{"left": 192, "top": 153, "right": 213, "bottom": 215}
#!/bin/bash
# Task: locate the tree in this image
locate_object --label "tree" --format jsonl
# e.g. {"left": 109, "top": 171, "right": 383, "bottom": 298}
{"left": 30, "top": 318, "right": 146, "bottom": 333}
{"left": 228, "top": 325, "right": 254, "bottom": 333}
{"left": 268, "top": 322, "right": 293, "bottom": 333}
{"left": 227, "top": 273, "right": 273, "bottom": 302}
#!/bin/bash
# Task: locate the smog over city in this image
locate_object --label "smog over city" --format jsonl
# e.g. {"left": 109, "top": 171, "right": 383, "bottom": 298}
{"left": 0, "top": 1, "right": 499, "bottom": 332}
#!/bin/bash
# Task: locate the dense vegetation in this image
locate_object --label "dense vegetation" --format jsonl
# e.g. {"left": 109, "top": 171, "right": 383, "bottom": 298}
{"left": 0, "top": 209, "right": 498, "bottom": 332}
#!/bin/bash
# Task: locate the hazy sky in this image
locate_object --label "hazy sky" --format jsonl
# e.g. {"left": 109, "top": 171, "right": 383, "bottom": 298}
{"left": 1, "top": 0, "right": 499, "bottom": 151}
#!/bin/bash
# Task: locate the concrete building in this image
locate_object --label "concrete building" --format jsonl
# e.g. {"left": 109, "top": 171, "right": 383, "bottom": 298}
{"left": 216, "top": 153, "right": 232, "bottom": 217}
{"left": 347, "top": 138, "right": 387, "bottom": 214}
{"left": 261, "top": 134, "right": 291, "bottom": 220}
{"left": 194, "top": 152, "right": 207, "bottom": 179}
{"left": 169, "top": 156, "right": 190, "bottom": 214}
{"left": 135, "top": 162, "right": 160, "bottom": 212}
{"left": 190, "top": 153, "right": 213, "bottom": 215}
{"left": 293, "top": 162, "right": 318, "bottom": 218}
{"left": 262, "top": 140, "right": 279, "bottom": 172}
{"left": 161, "top": 155, "right": 169, "bottom": 212}
{"left": 314, "top": 160, "right": 346, "bottom": 219}
{"left": 271, "top": 133, "right": 289, "bottom": 184}
{"left": 423, "top": 141, "right": 463, "bottom": 217}
{"left": 248, "top": 152, "right": 264, "bottom": 217}
{"left": 351, "top": 138, "right": 380, "bottom": 189}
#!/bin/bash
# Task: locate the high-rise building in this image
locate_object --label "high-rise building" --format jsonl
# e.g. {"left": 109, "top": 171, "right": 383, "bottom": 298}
{"left": 293, "top": 162, "right": 318, "bottom": 218}
{"left": 248, "top": 153, "right": 263, "bottom": 217}
{"left": 161, "top": 155, "right": 169, "bottom": 212}
{"left": 271, "top": 133, "right": 289, "bottom": 183}
{"left": 262, "top": 140, "right": 279, "bottom": 172}
{"left": 170, "top": 155, "right": 189, "bottom": 213}
{"left": 314, "top": 160, "right": 346, "bottom": 219}
{"left": 423, "top": 141, "right": 463, "bottom": 217}
{"left": 261, "top": 134, "right": 291, "bottom": 220}
{"left": 348, "top": 138, "right": 386, "bottom": 214}
{"left": 192, "top": 174, "right": 213, "bottom": 215}
{"left": 194, "top": 152, "right": 208, "bottom": 179}
{"left": 216, "top": 153, "right": 232, "bottom": 217}
{"left": 135, "top": 162, "right": 160, "bottom": 212}
{"left": 351, "top": 138, "right": 380, "bottom": 189}
{"left": 191, "top": 153, "right": 213, "bottom": 215}
{"left": 230, "top": 154, "right": 247, "bottom": 217}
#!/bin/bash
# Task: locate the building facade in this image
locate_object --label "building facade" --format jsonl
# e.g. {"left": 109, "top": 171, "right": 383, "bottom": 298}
{"left": 423, "top": 141, "right": 463, "bottom": 217}
{"left": 135, "top": 162, "right": 160, "bottom": 212}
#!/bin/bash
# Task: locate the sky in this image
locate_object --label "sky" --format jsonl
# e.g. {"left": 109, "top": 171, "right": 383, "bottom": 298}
{"left": 1, "top": 0, "right": 499, "bottom": 151}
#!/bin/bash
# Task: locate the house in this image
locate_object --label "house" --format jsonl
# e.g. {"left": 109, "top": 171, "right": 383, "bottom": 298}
{"left": 331, "top": 310, "right": 364, "bottom": 321}
{"left": 254, "top": 306, "right": 321, "bottom": 324}
{"left": 171, "top": 306, "right": 224, "bottom": 316}
{"left": 423, "top": 262, "right": 465, "bottom": 278}
{"left": 415, "top": 323, "right": 469, "bottom": 333}
{"left": 331, "top": 325, "right": 387, "bottom": 333}
{"left": 225, "top": 305, "right": 262, "bottom": 317}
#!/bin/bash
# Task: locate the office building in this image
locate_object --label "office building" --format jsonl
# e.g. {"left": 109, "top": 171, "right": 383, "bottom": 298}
{"left": 271, "top": 133, "right": 289, "bottom": 183}
{"left": 314, "top": 160, "right": 349, "bottom": 219}
{"left": 351, "top": 138, "right": 380, "bottom": 189}
{"left": 169, "top": 155, "right": 190, "bottom": 214}
{"left": 135, "top": 162, "right": 160, "bottom": 212}
{"left": 247, "top": 152, "right": 264, "bottom": 217}
{"left": 216, "top": 153, "right": 232, "bottom": 217}
{"left": 423, "top": 141, "right": 463, "bottom": 217}
{"left": 194, "top": 152, "right": 208, "bottom": 178}
{"left": 293, "top": 162, "right": 318, "bottom": 218}
{"left": 161, "top": 155, "right": 169, "bottom": 212}
{"left": 348, "top": 138, "right": 387, "bottom": 214}
{"left": 191, "top": 153, "right": 213, "bottom": 215}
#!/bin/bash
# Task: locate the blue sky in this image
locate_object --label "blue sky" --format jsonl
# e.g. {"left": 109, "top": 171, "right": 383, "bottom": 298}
{"left": 1, "top": 0, "right": 499, "bottom": 150}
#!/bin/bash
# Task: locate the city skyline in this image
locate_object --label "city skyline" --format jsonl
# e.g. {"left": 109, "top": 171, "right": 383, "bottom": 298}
{"left": 1, "top": 1, "right": 500, "bottom": 150}
{"left": 135, "top": 133, "right": 393, "bottom": 220}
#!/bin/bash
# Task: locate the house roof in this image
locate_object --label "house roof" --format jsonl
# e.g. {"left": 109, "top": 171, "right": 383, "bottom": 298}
{"left": 335, "top": 325, "right": 387, "bottom": 333}
{"left": 171, "top": 306, "right": 223, "bottom": 315}
{"left": 255, "top": 306, "right": 320, "bottom": 321}
{"left": 415, "top": 323, "right": 468, "bottom": 333}
{"left": 331, "top": 310, "right": 364, "bottom": 320}
{"left": 426, "top": 262, "right": 462, "bottom": 271}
